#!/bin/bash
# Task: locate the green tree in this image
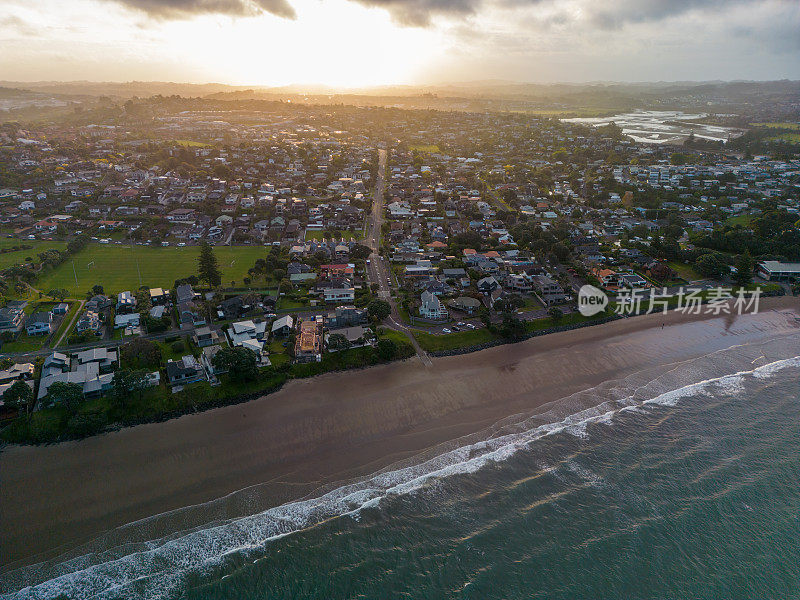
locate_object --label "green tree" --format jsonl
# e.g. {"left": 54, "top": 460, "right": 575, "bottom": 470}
{"left": 733, "top": 250, "right": 754, "bottom": 287}
{"left": 376, "top": 338, "right": 398, "bottom": 360}
{"left": 695, "top": 252, "right": 728, "bottom": 280}
{"left": 2, "top": 380, "right": 33, "bottom": 419}
{"left": 212, "top": 346, "right": 259, "bottom": 381}
{"left": 548, "top": 306, "right": 564, "bottom": 322}
{"left": 327, "top": 333, "right": 351, "bottom": 352}
{"left": 45, "top": 381, "right": 83, "bottom": 413}
{"left": 48, "top": 289, "right": 68, "bottom": 302}
{"left": 120, "top": 338, "right": 162, "bottom": 369}
{"left": 198, "top": 242, "right": 222, "bottom": 288}
{"left": 367, "top": 299, "right": 391, "bottom": 321}
{"left": 112, "top": 369, "right": 150, "bottom": 409}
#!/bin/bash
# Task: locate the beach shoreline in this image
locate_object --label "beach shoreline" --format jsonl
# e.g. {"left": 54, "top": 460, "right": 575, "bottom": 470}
{"left": 1, "top": 297, "right": 798, "bottom": 572}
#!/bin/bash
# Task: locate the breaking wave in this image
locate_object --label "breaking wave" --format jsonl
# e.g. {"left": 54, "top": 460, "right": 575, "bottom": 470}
{"left": 2, "top": 344, "right": 799, "bottom": 600}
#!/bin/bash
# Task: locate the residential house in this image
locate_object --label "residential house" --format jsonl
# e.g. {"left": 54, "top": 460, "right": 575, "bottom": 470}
{"left": 271, "top": 315, "right": 294, "bottom": 336}
{"left": 420, "top": 291, "right": 448, "bottom": 321}
{"left": 26, "top": 312, "right": 53, "bottom": 336}
{"left": 165, "top": 356, "right": 206, "bottom": 387}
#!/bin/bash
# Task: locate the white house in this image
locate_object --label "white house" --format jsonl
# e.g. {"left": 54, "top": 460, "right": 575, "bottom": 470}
{"left": 420, "top": 291, "right": 448, "bottom": 320}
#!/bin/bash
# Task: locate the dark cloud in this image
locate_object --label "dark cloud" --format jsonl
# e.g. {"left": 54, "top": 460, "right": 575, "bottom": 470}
{"left": 110, "top": 0, "right": 296, "bottom": 19}
{"left": 351, "top": 0, "right": 774, "bottom": 28}
{"left": 584, "top": 0, "right": 742, "bottom": 29}
{"left": 348, "top": 0, "right": 482, "bottom": 26}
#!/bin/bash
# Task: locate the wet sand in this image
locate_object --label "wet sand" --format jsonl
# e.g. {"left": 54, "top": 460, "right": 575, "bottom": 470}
{"left": 2, "top": 298, "right": 798, "bottom": 571}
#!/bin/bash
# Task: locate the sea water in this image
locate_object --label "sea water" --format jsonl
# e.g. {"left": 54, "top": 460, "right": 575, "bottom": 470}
{"left": 3, "top": 335, "right": 799, "bottom": 599}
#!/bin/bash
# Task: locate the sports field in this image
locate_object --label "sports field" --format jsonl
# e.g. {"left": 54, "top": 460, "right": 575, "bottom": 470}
{"left": 0, "top": 238, "right": 67, "bottom": 271}
{"left": 36, "top": 244, "right": 270, "bottom": 296}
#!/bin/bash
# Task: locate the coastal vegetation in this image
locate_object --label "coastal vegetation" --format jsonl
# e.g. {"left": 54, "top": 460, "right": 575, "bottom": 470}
{"left": 1, "top": 329, "right": 415, "bottom": 445}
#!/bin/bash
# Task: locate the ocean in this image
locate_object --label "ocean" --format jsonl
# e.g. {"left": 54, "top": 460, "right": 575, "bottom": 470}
{"left": 3, "top": 335, "right": 800, "bottom": 599}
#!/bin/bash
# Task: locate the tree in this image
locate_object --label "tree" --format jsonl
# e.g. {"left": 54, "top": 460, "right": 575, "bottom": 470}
{"left": 376, "top": 338, "right": 398, "bottom": 360}
{"left": 48, "top": 288, "right": 68, "bottom": 302}
{"left": 350, "top": 244, "right": 372, "bottom": 261}
{"left": 91, "top": 284, "right": 104, "bottom": 296}
{"left": 327, "top": 333, "right": 351, "bottom": 352}
{"left": 695, "top": 252, "right": 728, "bottom": 280}
{"left": 120, "top": 338, "right": 162, "bottom": 369}
{"left": 367, "top": 299, "right": 391, "bottom": 321}
{"left": 2, "top": 380, "right": 33, "bottom": 419}
{"left": 212, "top": 346, "right": 259, "bottom": 381}
{"left": 198, "top": 242, "right": 222, "bottom": 288}
{"left": 112, "top": 369, "right": 149, "bottom": 409}
{"left": 734, "top": 250, "right": 754, "bottom": 287}
{"left": 548, "top": 306, "right": 564, "bottom": 322}
{"left": 45, "top": 381, "right": 83, "bottom": 413}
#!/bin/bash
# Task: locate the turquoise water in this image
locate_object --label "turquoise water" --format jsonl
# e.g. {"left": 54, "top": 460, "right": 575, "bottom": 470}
{"left": 184, "top": 367, "right": 800, "bottom": 599}
{"left": 3, "top": 337, "right": 800, "bottom": 599}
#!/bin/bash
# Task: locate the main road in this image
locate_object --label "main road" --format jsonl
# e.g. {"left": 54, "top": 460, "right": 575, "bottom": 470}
{"left": 365, "top": 148, "right": 431, "bottom": 366}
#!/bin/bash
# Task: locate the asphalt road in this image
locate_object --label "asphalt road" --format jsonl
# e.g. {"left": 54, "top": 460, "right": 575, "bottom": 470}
{"left": 365, "top": 149, "right": 431, "bottom": 366}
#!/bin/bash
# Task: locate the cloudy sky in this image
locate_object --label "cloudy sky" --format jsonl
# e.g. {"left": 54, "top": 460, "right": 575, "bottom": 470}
{"left": 0, "top": 0, "right": 798, "bottom": 87}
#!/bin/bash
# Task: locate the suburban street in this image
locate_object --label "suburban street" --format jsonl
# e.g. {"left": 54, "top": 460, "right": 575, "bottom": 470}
{"left": 365, "top": 148, "right": 432, "bottom": 366}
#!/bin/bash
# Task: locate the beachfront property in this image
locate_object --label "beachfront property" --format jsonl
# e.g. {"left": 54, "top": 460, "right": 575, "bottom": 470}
{"left": 294, "top": 318, "right": 323, "bottom": 362}
{"left": 37, "top": 348, "right": 119, "bottom": 402}
{"left": 271, "top": 315, "right": 294, "bottom": 337}
{"left": 419, "top": 291, "right": 449, "bottom": 321}
{"left": 165, "top": 355, "right": 206, "bottom": 387}
{"left": 325, "top": 325, "right": 374, "bottom": 351}
{"left": 226, "top": 320, "right": 270, "bottom": 364}
{"left": 0, "top": 362, "right": 35, "bottom": 402}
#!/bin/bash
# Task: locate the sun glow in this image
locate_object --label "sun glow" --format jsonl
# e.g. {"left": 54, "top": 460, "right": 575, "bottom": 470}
{"left": 0, "top": 0, "right": 445, "bottom": 87}
{"left": 166, "top": 0, "right": 445, "bottom": 87}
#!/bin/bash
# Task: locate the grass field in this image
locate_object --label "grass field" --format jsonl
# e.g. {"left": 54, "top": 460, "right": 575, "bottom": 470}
{"left": 750, "top": 122, "right": 800, "bottom": 130}
{"left": 36, "top": 244, "right": 273, "bottom": 296}
{"left": 173, "top": 139, "right": 212, "bottom": 147}
{"left": 0, "top": 238, "right": 67, "bottom": 270}
{"left": 303, "top": 229, "right": 328, "bottom": 241}
{"left": 408, "top": 144, "right": 440, "bottom": 153}
{"left": 767, "top": 133, "right": 800, "bottom": 144}
{"left": 413, "top": 327, "right": 496, "bottom": 352}
{"left": 667, "top": 260, "right": 703, "bottom": 282}
{"left": 725, "top": 214, "right": 753, "bottom": 227}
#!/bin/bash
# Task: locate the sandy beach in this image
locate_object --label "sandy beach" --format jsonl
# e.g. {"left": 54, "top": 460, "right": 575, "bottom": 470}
{"left": 2, "top": 297, "right": 799, "bottom": 571}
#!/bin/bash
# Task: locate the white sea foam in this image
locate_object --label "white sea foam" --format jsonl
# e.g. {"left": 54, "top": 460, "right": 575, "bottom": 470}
{"left": 3, "top": 353, "right": 799, "bottom": 600}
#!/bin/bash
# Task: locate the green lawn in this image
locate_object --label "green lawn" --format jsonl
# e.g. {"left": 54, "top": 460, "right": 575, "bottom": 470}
{"left": 304, "top": 229, "right": 328, "bottom": 241}
{"left": 36, "top": 244, "right": 272, "bottom": 296}
{"left": 409, "top": 144, "right": 440, "bottom": 153}
{"left": 767, "top": 133, "right": 800, "bottom": 144}
{"left": 413, "top": 327, "right": 497, "bottom": 352}
{"left": 0, "top": 238, "right": 67, "bottom": 270}
{"left": 0, "top": 333, "right": 47, "bottom": 354}
{"left": 725, "top": 214, "right": 753, "bottom": 227}
{"left": 667, "top": 260, "right": 703, "bottom": 282}
{"left": 173, "top": 139, "right": 212, "bottom": 147}
{"left": 750, "top": 122, "right": 800, "bottom": 130}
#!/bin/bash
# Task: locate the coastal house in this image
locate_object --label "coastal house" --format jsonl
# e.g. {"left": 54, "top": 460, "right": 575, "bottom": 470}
{"left": 419, "top": 291, "right": 448, "bottom": 321}
{"left": 165, "top": 356, "right": 206, "bottom": 387}
{"left": 271, "top": 315, "right": 294, "bottom": 337}
{"left": 294, "top": 318, "right": 323, "bottom": 363}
